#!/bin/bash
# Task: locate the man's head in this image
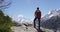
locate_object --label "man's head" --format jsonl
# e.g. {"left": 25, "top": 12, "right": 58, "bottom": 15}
{"left": 37, "top": 7, "right": 39, "bottom": 10}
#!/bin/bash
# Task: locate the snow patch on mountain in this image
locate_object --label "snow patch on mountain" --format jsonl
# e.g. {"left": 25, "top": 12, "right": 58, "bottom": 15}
{"left": 15, "top": 15, "right": 33, "bottom": 25}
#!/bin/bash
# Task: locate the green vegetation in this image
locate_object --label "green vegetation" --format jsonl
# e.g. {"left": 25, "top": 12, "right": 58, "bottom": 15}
{"left": 0, "top": 10, "right": 14, "bottom": 32}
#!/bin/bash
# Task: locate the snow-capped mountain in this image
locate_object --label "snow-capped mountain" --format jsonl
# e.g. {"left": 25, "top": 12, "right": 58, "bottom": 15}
{"left": 41, "top": 9, "right": 60, "bottom": 22}
{"left": 15, "top": 15, "right": 33, "bottom": 25}
{"left": 41, "top": 9, "right": 60, "bottom": 30}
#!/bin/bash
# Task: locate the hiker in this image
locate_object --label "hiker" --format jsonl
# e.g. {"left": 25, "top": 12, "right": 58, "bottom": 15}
{"left": 34, "top": 7, "right": 41, "bottom": 31}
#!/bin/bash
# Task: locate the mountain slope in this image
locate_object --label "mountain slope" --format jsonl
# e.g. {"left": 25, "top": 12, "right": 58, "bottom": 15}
{"left": 41, "top": 9, "right": 60, "bottom": 30}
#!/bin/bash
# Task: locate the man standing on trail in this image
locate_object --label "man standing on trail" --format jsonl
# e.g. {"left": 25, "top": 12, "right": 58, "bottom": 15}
{"left": 34, "top": 7, "right": 41, "bottom": 31}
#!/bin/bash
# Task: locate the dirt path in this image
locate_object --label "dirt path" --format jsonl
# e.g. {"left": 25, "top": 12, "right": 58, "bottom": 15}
{"left": 11, "top": 26, "right": 37, "bottom": 32}
{"left": 11, "top": 26, "right": 57, "bottom": 32}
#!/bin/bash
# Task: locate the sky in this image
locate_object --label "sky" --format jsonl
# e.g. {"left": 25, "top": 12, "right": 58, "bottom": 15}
{"left": 4, "top": 0, "right": 60, "bottom": 20}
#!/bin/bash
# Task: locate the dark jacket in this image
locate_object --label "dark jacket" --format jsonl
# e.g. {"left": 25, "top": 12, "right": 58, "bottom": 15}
{"left": 35, "top": 9, "right": 41, "bottom": 19}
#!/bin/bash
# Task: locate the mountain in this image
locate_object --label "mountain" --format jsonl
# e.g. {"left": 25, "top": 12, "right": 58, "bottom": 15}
{"left": 41, "top": 9, "right": 60, "bottom": 30}
{"left": 14, "top": 15, "right": 33, "bottom": 26}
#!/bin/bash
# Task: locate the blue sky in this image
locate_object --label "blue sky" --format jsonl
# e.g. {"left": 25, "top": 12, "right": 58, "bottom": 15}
{"left": 4, "top": 0, "right": 60, "bottom": 20}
